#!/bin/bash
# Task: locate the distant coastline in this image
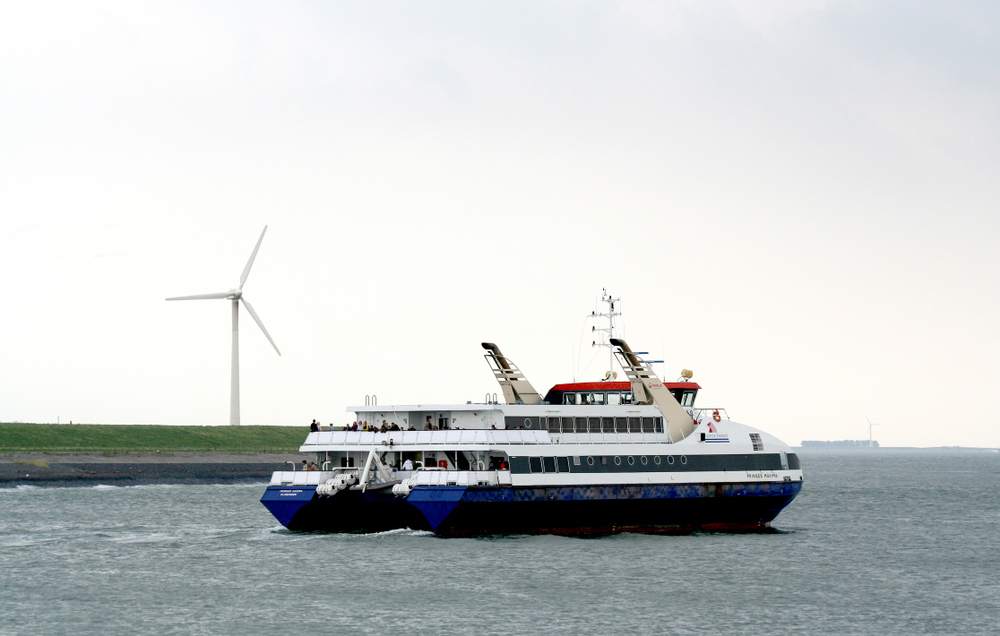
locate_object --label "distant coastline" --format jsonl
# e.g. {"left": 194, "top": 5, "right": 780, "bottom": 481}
{"left": 795, "top": 444, "right": 998, "bottom": 453}
{"left": 0, "top": 423, "right": 305, "bottom": 454}
{"left": 801, "top": 440, "right": 879, "bottom": 449}
{"left": 0, "top": 452, "right": 308, "bottom": 487}
{"left": 0, "top": 423, "right": 310, "bottom": 487}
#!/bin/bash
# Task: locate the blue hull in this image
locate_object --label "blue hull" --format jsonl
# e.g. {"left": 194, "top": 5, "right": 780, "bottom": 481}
{"left": 261, "top": 480, "right": 802, "bottom": 536}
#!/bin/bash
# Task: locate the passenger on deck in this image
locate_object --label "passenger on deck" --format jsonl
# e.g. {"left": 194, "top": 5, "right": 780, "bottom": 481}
{"left": 351, "top": 422, "right": 358, "bottom": 431}
{"left": 300, "top": 460, "right": 308, "bottom": 470}
{"left": 425, "top": 416, "right": 433, "bottom": 430}
{"left": 491, "top": 425, "right": 497, "bottom": 430}
{"left": 402, "top": 459, "right": 413, "bottom": 470}
{"left": 309, "top": 419, "right": 319, "bottom": 432}
{"left": 389, "top": 423, "right": 400, "bottom": 431}
{"left": 407, "top": 425, "right": 416, "bottom": 431}
{"left": 380, "top": 423, "right": 389, "bottom": 432}
{"left": 308, "top": 462, "right": 318, "bottom": 471}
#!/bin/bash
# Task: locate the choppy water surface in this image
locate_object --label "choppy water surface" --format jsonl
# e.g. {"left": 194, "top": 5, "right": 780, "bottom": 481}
{"left": 2, "top": 452, "right": 998, "bottom": 636}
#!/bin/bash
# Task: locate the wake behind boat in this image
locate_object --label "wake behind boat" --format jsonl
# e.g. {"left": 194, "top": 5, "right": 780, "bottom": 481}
{"left": 261, "top": 299, "right": 802, "bottom": 536}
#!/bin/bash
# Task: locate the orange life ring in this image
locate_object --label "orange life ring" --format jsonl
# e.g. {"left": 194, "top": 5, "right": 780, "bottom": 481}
{"left": 712, "top": 410, "right": 721, "bottom": 422}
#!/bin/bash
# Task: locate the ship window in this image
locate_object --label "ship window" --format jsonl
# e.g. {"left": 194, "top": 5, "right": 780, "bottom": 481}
{"left": 587, "top": 417, "right": 600, "bottom": 432}
{"left": 523, "top": 418, "right": 533, "bottom": 429}
{"left": 628, "top": 417, "right": 641, "bottom": 432}
{"left": 750, "top": 433, "right": 764, "bottom": 451}
{"left": 562, "top": 393, "right": 577, "bottom": 405}
{"left": 654, "top": 417, "right": 663, "bottom": 433}
{"left": 543, "top": 457, "right": 556, "bottom": 473}
{"left": 573, "top": 456, "right": 581, "bottom": 466}
{"left": 591, "top": 392, "right": 605, "bottom": 405}
{"left": 641, "top": 417, "right": 654, "bottom": 433}
{"left": 587, "top": 456, "right": 595, "bottom": 466}
{"left": 680, "top": 455, "right": 688, "bottom": 465}
{"left": 606, "top": 392, "right": 622, "bottom": 405}
{"left": 667, "top": 456, "right": 675, "bottom": 465}
{"left": 613, "top": 456, "right": 621, "bottom": 466}
{"left": 529, "top": 457, "right": 542, "bottom": 473}
{"left": 627, "top": 456, "right": 635, "bottom": 465}
{"left": 557, "top": 457, "right": 570, "bottom": 472}
{"left": 640, "top": 456, "right": 648, "bottom": 465}
{"left": 562, "top": 417, "right": 575, "bottom": 432}
{"left": 602, "top": 417, "right": 614, "bottom": 433}
{"left": 615, "top": 417, "right": 628, "bottom": 433}
{"left": 621, "top": 393, "right": 634, "bottom": 405}
{"left": 653, "top": 456, "right": 661, "bottom": 465}
{"left": 681, "top": 391, "right": 696, "bottom": 407}
{"left": 575, "top": 417, "right": 588, "bottom": 433}
{"left": 545, "top": 417, "right": 560, "bottom": 433}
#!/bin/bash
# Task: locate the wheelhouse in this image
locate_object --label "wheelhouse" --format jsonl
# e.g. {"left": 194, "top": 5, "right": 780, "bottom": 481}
{"left": 542, "top": 381, "right": 701, "bottom": 407}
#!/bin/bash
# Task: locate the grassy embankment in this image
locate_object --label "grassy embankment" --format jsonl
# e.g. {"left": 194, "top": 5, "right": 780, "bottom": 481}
{"left": 0, "top": 423, "right": 306, "bottom": 453}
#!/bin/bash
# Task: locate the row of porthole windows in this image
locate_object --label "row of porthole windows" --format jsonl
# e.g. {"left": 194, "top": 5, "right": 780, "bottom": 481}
{"left": 583, "top": 455, "right": 688, "bottom": 466}
{"left": 527, "top": 454, "right": 689, "bottom": 473}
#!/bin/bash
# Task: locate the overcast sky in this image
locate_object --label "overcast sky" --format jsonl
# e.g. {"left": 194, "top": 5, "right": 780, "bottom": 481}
{"left": 2, "top": 1, "right": 998, "bottom": 447}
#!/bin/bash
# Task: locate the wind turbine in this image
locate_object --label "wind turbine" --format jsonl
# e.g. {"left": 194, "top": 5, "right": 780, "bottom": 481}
{"left": 166, "top": 226, "right": 281, "bottom": 426}
{"left": 865, "top": 416, "right": 880, "bottom": 447}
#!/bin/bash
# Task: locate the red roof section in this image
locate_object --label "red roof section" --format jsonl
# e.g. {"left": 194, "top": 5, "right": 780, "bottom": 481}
{"left": 547, "top": 381, "right": 701, "bottom": 392}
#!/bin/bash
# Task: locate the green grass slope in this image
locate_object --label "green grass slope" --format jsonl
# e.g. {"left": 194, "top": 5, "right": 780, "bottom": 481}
{"left": 0, "top": 424, "right": 307, "bottom": 453}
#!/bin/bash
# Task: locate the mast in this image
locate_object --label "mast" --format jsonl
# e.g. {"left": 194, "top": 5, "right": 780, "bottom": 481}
{"left": 591, "top": 289, "right": 621, "bottom": 380}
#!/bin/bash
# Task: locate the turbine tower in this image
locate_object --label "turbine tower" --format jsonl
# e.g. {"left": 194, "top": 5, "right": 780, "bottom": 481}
{"left": 865, "top": 416, "right": 880, "bottom": 447}
{"left": 166, "top": 226, "right": 281, "bottom": 426}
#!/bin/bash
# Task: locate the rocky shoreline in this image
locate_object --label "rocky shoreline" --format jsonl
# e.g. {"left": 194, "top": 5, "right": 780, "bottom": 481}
{"left": 0, "top": 452, "right": 308, "bottom": 486}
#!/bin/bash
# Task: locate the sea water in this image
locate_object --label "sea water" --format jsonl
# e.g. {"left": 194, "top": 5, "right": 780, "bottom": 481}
{"left": 1, "top": 452, "right": 998, "bottom": 636}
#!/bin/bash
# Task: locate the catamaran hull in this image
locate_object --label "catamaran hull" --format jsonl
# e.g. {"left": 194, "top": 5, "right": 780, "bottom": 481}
{"left": 261, "top": 480, "right": 801, "bottom": 536}
{"left": 261, "top": 485, "right": 431, "bottom": 533}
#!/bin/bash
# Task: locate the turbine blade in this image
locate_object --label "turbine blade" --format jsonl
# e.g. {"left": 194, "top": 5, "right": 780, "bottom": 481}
{"left": 240, "top": 297, "right": 281, "bottom": 356}
{"left": 166, "top": 292, "right": 231, "bottom": 301}
{"left": 239, "top": 226, "right": 267, "bottom": 290}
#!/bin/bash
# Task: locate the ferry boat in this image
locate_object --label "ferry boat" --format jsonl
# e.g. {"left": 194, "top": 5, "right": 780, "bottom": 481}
{"left": 261, "top": 298, "right": 803, "bottom": 536}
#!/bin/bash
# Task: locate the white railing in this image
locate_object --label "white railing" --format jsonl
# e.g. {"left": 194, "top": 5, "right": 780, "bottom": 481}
{"left": 302, "top": 429, "right": 551, "bottom": 447}
{"left": 270, "top": 469, "right": 508, "bottom": 488}
{"left": 414, "top": 470, "right": 504, "bottom": 487}
{"left": 301, "top": 428, "right": 688, "bottom": 447}
{"left": 692, "top": 407, "right": 729, "bottom": 423}
{"left": 270, "top": 470, "right": 331, "bottom": 486}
